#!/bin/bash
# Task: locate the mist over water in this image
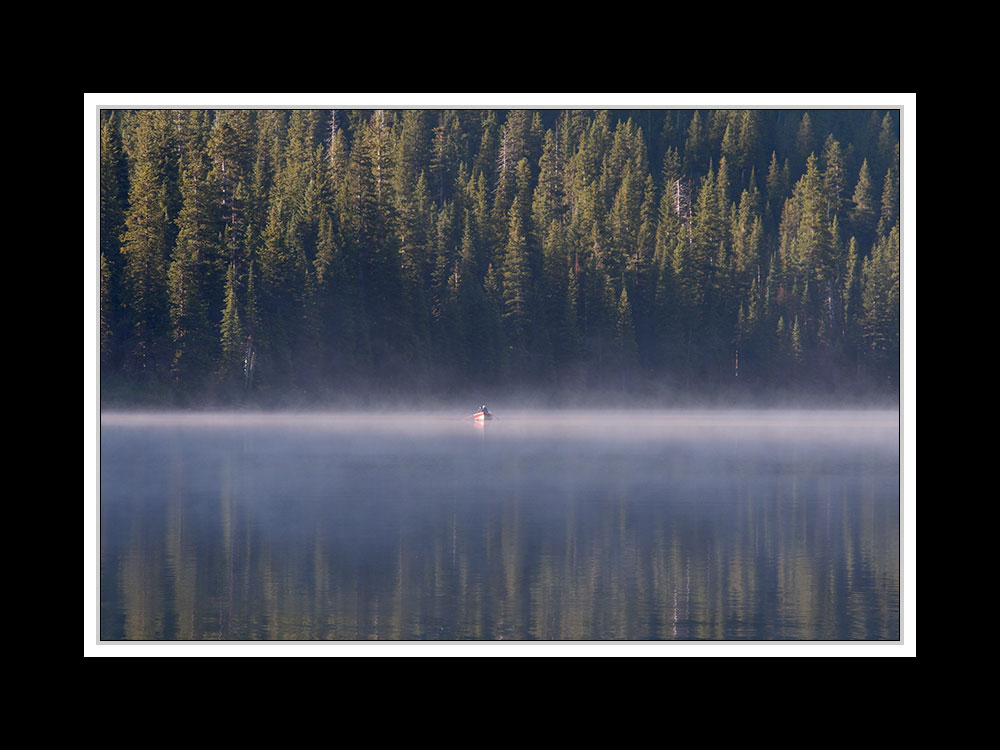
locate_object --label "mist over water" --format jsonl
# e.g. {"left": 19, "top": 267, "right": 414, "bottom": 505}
{"left": 99, "top": 408, "right": 900, "bottom": 641}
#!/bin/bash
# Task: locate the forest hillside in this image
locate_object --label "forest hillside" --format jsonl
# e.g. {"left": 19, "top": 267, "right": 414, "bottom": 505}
{"left": 98, "top": 108, "right": 901, "bottom": 406}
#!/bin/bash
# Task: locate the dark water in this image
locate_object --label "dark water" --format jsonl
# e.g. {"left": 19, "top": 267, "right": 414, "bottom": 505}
{"left": 98, "top": 409, "right": 900, "bottom": 642}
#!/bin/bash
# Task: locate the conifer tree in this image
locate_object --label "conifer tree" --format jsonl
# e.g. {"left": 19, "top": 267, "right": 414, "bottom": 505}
{"left": 169, "top": 110, "right": 223, "bottom": 385}
{"left": 875, "top": 112, "right": 898, "bottom": 182}
{"left": 791, "top": 315, "right": 803, "bottom": 364}
{"left": 296, "top": 238, "right": 322, "bottom": 390}
{"left": 482, "top": 261, "right": 506, "bottom": 377}
{"left": 429, "top": 110, "right": 461, "bottom": 205}
{"left": 736, "top": 109, "right": 762, "bottom": 183}
{"left": 683, "top": 110, "right": 709, "bottom": 175}
{"left": 821, "top": 134, "right": 847, "bottom": 222}
{"left": 251, "top": 110, "right": 287, "bottom": 217}
{"left": 764, "top": 151, "right": 790, "bottom": 233}
{"left": 312, "top": 206, "right": 357, "bottom": 382}
{"left": 842, "top": 235, "right": 863, "bottom": 356}
{"left": 877, "top": 165, "right": 899, "bottom": 238}
{"left": 731, "top": 187, "right": 764, "bottom": 297}
{"left": 776, "top": 314, "right": 788, "bottom": 375}
{"left": 219, "top": 261, "right": 244, "bottom": 385}
{"left": 533, "top": 128, "right": 568, "bottom": 235}
{"left": 326, "top": 109, "right": 350, "bottom": 209}
{"left": 501, "top": 191, "right": 533, "bottom": 366}
{"left": 797, "top": 153, "right": 835, "bottom": 285}
{"left": 651, "top": 203, "right": 679, "bottom": 370}
{"left": 430, "top": 198, "right": 459, "bottom": 357}
{"left": 631, "top": 173, "right": 659, "bottom": 355}
{"left": 397, "top": 169, "right": 434, "bottom": 325}
{"left": 687, "top": 164, "right": 724, "bottom": 316}
{"left": 363, "top": 111, "right": 404, "bottom": 343}
{"left": 120, "top": 110, "right": 178, "bottom": 376}
{"left": 254, "top": 191, "right": 297, "bottom": 384}
{"left": 848, "top": 159, "right": 877, "bottom": 253}
{"left": 448, "top": 215, "right": 483, "bottom": 377}
{"left": 209, "top": 110, "right": 256, "bottom": 268}
{"left": 100, "top": 252, "right": 112, "bottom": 361}
{"left": 795, "top": 113, "right": 815, "bottom": 171}
{"left": 395, "top": 110, "right": 431, "bottom": 200}
{"left": 100, "top": 112, "right": 128, "bottom": 369}
{"left": 610, "top": 159, "right": 641, "bottom": 282}
{"left": 341, "top": 112, "right": 405, "bottom": 369}
{"left": 615, "top": 286, "right": 638, "bottom": 365}
{"left": 244, "top": 259, "right": 261, "bottom": 349}
{"left": 860, "top": 224, "right": 900, "bottom": 383}
{"left": 473, "top": 111, "right": 499, "bottom": 199}
{"left": 539, "top": 218, "right": 574, "bottom": 367}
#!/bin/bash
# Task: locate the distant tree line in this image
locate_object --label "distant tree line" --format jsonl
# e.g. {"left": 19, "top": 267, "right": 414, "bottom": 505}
{"left": 99, "top": 108, "right": 901, "bottom": 405}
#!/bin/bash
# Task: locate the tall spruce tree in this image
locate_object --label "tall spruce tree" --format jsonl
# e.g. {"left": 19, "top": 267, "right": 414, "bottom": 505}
{"left": 219, "top": 261, "right": 244, "bottom": 387}
{"left": 849, "top": 158, "right": 877, "bottom": 253}
{"left": 120, "top": 110, "right": 179, "bottom": 377}
{"left": 100, "top": 112, "right": 128, "bottom": 370}
{"left": 860, "top": 224, "right": 900, "bottom": 384}
{"left": 821, "top": 134, "right": 847, "bottom": 223}
{"left": 168, "top": 110, "right": 223, "bottom": 386}
{"left": 501, "top": 171, "right": 533, "bottom": 370}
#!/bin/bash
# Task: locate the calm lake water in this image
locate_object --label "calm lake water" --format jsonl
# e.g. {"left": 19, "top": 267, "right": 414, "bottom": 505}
{"left": 98, "top": 409, "right": 900, "bottom": 642}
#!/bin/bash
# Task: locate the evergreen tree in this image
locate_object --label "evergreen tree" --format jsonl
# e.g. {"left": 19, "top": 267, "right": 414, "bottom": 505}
{"left": 651, "top": 189, "right": 681, "bottom": 371}
{"left": 430, "top": 198, "right": 459, "bottom": 360}
{"left": 683, "top": 110, "right": 709, "bottom": 175}
{"left": 540, "top": 218, "right": 574, "bottom": 367}
{"left": 776, "top": 314, "right": 788, "bottom": 377}
{"left": 219, "top": 261, "right": 244, "bottom": 386}
{"left": 501, "top": 187, "right": 533, "bottom": 368}
{"left": 120, "top": 110, "right": 178, "bottom": 377}
{"left": 429, "top": 110, "right": 461, "bottom": 205}
{"left": 731, "top": 186, "right": 764, "bottom": 297}
{"left": 254, "top": 191, "right": 298, "bottom": 385}
{"left": 312, "top": 206, "right": 358, "bottom": 383}
{"left": 100, "top": 252, "right": 112, "bottom": 361}
{"left": 875, "top": 112, "right": 898, "bottom": 182}
{"left": 395, "top": 109, "right": 431, "bottom": 201}
{"left": 860, "top": 224, "right": 900, "bottom": 384}
{"left": 482, "top": 261, "right": 506, "bottom": 378}
{"left": 848, "top": 158, "right": 877, "bottom": 253}
{"left": 448, "top": 215, "right": 483, "bottom": 377}
{"left": 100, "top": 112, "right": 128, "bottom": 369}
{"left": 168, "top": 110, "right": 223, "bottom": 385}
{"left": 686, "top": 163, "right": 725, "bottom": 319}
{"left": 533, "top": 128, "right": 569, "bottom": 234}
{"left": 736, "top": 109, "right": 762, "bottom": 183}
{"left": 843, "top": 235, "right": 862, "bottom": 343}
{"left": 791, "top": 315, "right": 803, "bottom": 364}
{"left": 631, "top": 173, "right": 659, "bottom": 359}
{"left": 208, "top": 110, "right": 256, "bottom": 269}
{"left": 397, "top": 169, "right": 434, "bottom": 330}
{"left": 877, "top": 164, "right": 899, "bottom": 238}
{"left": 326, "top": 109, "right": 351, "bottom": 208}
{"left": 797, "top": 153, "right": 835, "bottom": 285}
{"left": 764, "top": 151, "right": 790, "bottom": 233}
{"left": 795, "top": 112, "right": 816, "bottom": 171}
{"left": 821, "top": 134, "right": 847, "bottom": 222}
{"left": 615, "top": 286, "right": 638, "bottom": 366}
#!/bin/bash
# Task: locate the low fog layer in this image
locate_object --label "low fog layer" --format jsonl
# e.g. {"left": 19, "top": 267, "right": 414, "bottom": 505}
{"left": 100, "top": 408, "right": 899, "bottom": 454}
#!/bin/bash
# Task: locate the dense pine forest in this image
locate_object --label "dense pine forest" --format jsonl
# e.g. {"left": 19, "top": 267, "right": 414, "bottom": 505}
{"left": 98, "top": 108, "right": 901, "bottom": 406}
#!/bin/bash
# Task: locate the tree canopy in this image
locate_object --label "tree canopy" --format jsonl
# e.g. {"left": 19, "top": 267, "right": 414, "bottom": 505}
{"left": 99, "top": 108, "right": 902, "bottom": 405}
